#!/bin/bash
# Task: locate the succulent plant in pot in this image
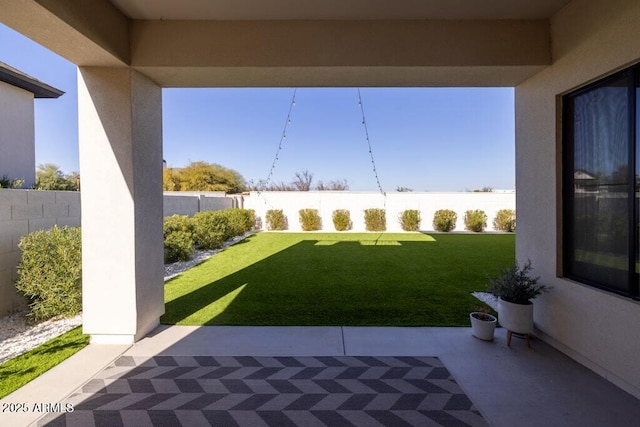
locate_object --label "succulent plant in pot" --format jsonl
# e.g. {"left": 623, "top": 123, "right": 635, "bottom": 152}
{"left": 487, "top": 260, "right": 550, "bottom": 346}
{"left": 470, "top": 306, "right": 497, "bottom": 341}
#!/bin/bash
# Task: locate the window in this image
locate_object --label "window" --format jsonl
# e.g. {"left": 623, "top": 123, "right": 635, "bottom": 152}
{"left": 563, "top": 66, "right": 639, "bottom": 299}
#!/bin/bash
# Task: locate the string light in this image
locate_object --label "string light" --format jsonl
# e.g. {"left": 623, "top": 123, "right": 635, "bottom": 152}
{"left": 357, "top": 88, "right": 385, "bottom": 196}
{"left": 258, "top": 88, "right": 385, "bottom": 206}
{"left": 258, "top": 89, "right": 297, "bottom": 194}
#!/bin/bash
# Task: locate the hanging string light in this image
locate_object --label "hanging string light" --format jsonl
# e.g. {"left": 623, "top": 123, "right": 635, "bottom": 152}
{"left": 357, "top": 88, "right": 385, "bottom": 196}
{"left": 257, "top": 89, "right": 297, "bottom": 199}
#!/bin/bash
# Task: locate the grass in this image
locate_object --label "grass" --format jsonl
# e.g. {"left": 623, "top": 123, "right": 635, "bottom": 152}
{"left": 162, "top": 232, "right": 514, "bottom": 327}
{"left": 0, "top": 326, "right": 89, "bottom": 399}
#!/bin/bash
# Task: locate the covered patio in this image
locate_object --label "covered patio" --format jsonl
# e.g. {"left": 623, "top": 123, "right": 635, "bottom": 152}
{"left": 1, "top": 0, "right": 639, "bottom": 424}
{"left": 4, "top": 326, "right": 640, "bottom": 426}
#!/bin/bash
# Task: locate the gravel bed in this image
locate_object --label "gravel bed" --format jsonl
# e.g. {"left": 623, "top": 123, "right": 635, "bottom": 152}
{"left": 0, "top": 231, "right": 255, "bottom": 365}
{"left": 0, "top": 312, "right": 82, "bottom": 365}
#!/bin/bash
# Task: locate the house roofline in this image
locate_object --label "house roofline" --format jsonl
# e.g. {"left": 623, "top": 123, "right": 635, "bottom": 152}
{"left": 0, "top": 61, "right": 64, "bottom": 99}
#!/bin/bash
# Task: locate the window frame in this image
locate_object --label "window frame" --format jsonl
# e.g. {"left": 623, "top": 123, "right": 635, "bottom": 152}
{"left": 562, "top": 66, "right": 640, "bottom": 300}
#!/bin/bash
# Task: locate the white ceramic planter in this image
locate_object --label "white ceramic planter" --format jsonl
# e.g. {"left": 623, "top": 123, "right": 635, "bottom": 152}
{"left": 470, "top": 312, "right": 497, "bottom": 341}
{"left": 498, "top": 298, "right": 533, "bottom": 334}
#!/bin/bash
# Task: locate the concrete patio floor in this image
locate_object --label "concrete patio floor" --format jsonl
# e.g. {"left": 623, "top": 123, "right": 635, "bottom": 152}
{"left": 2, "top": 326, "right": 639, "bottom": 426}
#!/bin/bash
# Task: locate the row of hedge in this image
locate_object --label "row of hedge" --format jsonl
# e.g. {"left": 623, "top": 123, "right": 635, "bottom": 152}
{"left": 164, "top": 208, "right": 256, "bottom": 263}
{"left": 14, "top": 209, "right": 256, "bottom": 322}
{"left": 265, "top": 208, "right": 516, "bottom": 233}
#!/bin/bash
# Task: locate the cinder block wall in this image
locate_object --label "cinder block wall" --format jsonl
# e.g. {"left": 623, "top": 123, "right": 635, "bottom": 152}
{"left": 0, "top": 189, "right": 81, "bottom": 315}
{"left": 163, "top": 192, "right": 235, "bottom": 216}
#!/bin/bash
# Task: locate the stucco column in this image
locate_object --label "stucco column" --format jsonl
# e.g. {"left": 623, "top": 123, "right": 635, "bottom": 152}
{"left": 78, "top": 67, "right": 164, "bottom": 344}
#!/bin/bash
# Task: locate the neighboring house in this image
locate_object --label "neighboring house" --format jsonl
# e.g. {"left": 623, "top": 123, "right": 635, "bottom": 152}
{"left": 0, "top": 61, "right": 63, "bottom": 188}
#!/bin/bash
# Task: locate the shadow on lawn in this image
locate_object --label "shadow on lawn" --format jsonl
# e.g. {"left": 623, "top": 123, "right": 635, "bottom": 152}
{"left": 161, "top": 234, "right": 514, "bottom": 327}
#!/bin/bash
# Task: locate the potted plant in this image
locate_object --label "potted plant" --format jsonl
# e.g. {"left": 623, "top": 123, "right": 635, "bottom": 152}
{"left": 470, "top": 306, "right": 497, "bottom": 341}
{"left": 487, "top": 260, "right": 550, "bottom": 346}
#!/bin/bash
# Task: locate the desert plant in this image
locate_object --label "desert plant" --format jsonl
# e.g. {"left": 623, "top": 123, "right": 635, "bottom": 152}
{"left": 192, "top": 211, "right": 231, "bottom": 249}
{"left": 332, "top": 209, "right": 352, "bottom": 231}
{"left": 15, "top": 226, "right": 82, "bottom": 321}
{"left": 164, "top": 231, "right": 194, "bottom": 263}
{"left": 493, "top": 209, "right": 516, "bottom": 232}
{"left": 223, "top": 208, "right": 256, "bottom": 236}
{"left": 163, "top": 214, "right": 194, "bottom": 236}
{"left": 487, "top": 260, "right": 550, "bottom": 304}
{"left": 471, "top": 305, "right": 495, "bottom": 321}
{"left": 433, "top": 209, "right": 457, "bottom": 232}
{"left": 464, "top": 209, "right": 488, "bottom": 232}
{"left": 299, "top": 209, "right": 321, "bottom": 231}
{"left": 163, "top": 215, "right": 195, "bottom": 263}
{"left": 266, "top": 209, "right": 287, "bottom": 231}
{"left": 364, "top": 208, "right": 386, "bottom": 231}
{"left": 400, "top": 209, "right": 421, "bottom": 231}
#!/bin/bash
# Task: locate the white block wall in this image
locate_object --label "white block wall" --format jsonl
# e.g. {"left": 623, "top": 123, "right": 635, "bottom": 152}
{"left": 0, "top": 189, "right": 81, "bottom": 315}
{"left": 244, "top": 191, "right": 515, "bottom": 232}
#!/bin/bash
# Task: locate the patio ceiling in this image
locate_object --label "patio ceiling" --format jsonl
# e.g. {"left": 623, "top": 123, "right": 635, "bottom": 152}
{"left": 109, "top": 0, "right": 571, "bottom": 21}
{"left": 1, "top": 0, "right": 569, "bottom": 87}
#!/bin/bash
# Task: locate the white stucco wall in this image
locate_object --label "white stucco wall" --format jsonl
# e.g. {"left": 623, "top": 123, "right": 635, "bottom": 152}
{"left": 0, "top": 81, "right": 35, "bottom": 188}
{"left": 244, "top": 191, "right": 515, "bottom": 232}
{"left": 516, "top": 0, "right": 640, "bottom": 398}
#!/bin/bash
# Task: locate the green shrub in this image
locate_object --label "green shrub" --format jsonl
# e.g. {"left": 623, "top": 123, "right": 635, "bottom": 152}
{"left": 192, "top": 211, "right": 231, "bottom": 249}
{"left": 223, "top": 208, "right": 256, "bottom": 236}
{"left": 163, "top": 214, "right": 195, "bottom": 263}
{"left": 400, "top": 209, "right": 421, "bottom": 231}
{"left": 163, "top": 214, "right": 194, "bottom": 236}
{"left": 299, "top": 209, "right": 321, "bottom": 231}
{"left": 364, "top": 208, "right": 386, "bottom": 231}
{"left": 464, "top": 209, "right": 488, "bottom": 232}
{"left": 266, "top": 209, "right": 287, "bottom": 230}
{"left": 15, "top": 226, "right": 82, "bottom": 321}
{"left": 433, "top": 209, "right": 457, "bottom": 232}
{"left": 332, "top": 209, "right": 351, "bottom": 231}
{"left": 493, "top": 209, "right": 516, "bottom": 232}
{"left": 164, "top": 231, "right": 194, "bottom": 263}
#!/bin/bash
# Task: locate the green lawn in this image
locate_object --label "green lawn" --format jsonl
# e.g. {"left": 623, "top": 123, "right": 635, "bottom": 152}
{"left": 0, "top": 327, "right": 89, "bottom": 399}
{"left": 162, "top": 232, "right": 514, "bottom": 327}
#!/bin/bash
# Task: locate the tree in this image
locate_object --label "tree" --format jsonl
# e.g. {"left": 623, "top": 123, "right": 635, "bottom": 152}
{"left": 396, "top": 186, "right": 413, "bottom": 192}
{"left": 163, "top": 161, "right": 247, "bottom": 193}
{"left": 473, "top": 187, "right": 494, "bottom": 192}
{"left": 163, "top": 168, "right": 181, "bottom": 191}
{"left": 292, "top": 170, "right": 314, "bottom": 191}
{"left": 35, "top": 164, "right": 78, "bottom": 191}
{"left": 316, "top": 179, "right": 349, "bottom": 191}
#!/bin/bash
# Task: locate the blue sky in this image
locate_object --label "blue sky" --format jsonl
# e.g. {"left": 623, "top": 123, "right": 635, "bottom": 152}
{"left": 1, "top": 24, "right": 515, "bottom": 192}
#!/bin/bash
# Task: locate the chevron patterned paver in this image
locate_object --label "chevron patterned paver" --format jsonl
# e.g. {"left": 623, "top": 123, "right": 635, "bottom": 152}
{"left": 37, "top": 356, "right": 488, "bottom": 426}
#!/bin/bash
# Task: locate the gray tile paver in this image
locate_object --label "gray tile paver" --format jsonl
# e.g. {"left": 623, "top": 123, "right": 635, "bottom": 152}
{"left": 2, "top": 325, "right": 638, "bottom": 427}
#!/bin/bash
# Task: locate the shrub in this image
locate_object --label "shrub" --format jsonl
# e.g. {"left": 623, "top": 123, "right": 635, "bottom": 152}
{"left": 299, "top": 209, "right": 321, "bottom": 231}
{"left": 164, "top": 231, "right": 194, "bottom": 263}
{"left": 163, "top": 214, "right": 194, "bottom": 236}
{"left": 15, "top": 226, "right": 82, "bottom": 321}
{"left": 163, "top": 215, "right": 195, "bottom": 263}
{"left": 266, "top": 209, "right": 287, "bottom": 230}
{"left": 400, "top": 209, "right": 421, "bottom": 231}
{"left": 332, "top": 209, "right": 352, "bottom": 231}
{"left": 433, "top": 209, "right": 457, "bottom": 232}
{"left": 223, "top": 208, "right": 256, "bottom": 236}
{"left": 493, "top": 209, "right": 516, "bottom": 232}
{"left": 192, "top": 211, "right": 231, "bottom": 249}
{"left": 464, "top": 209, "right": 488, "bottom": 232}
{"left": 364, "top": 208, "right": 386, "bottom": 231}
